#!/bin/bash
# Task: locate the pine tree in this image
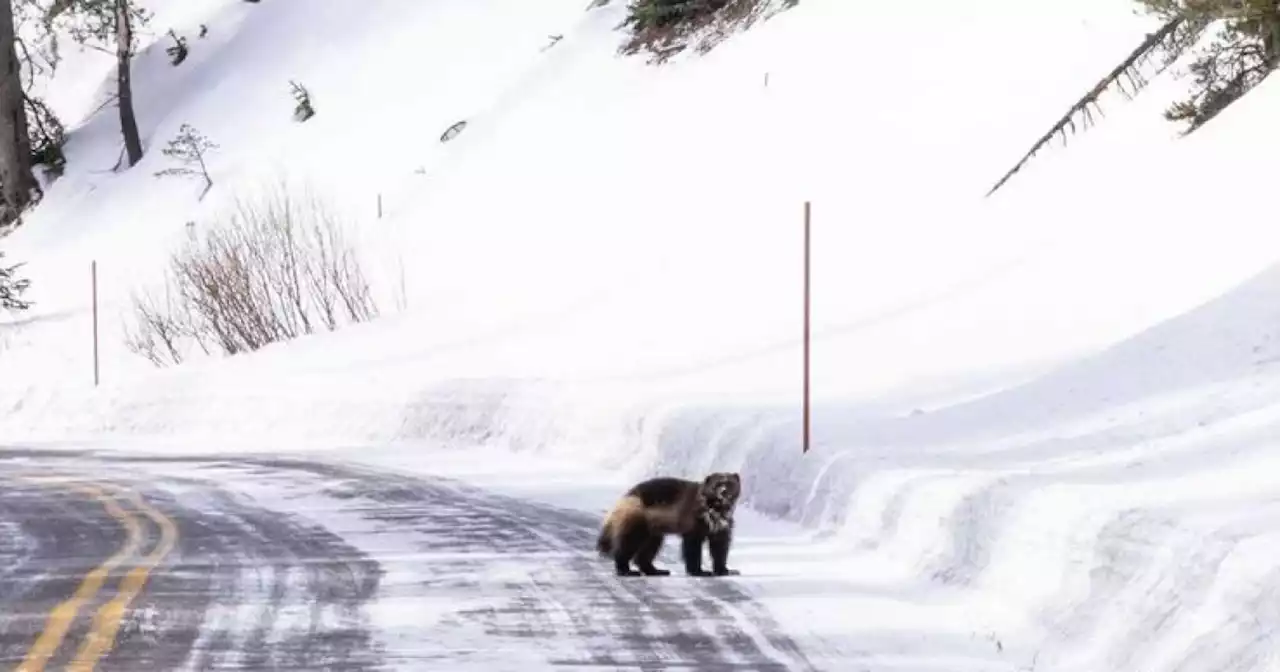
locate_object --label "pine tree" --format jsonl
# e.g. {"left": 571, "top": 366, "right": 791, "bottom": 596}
{"left": 154, "top": 123, "right": 217, "bottom": 200}
{"left": 617, "top": 0, "right": 790, "bottom": 60}
{"left": 986, "top": 0, "right": 1280, "bottom": 197}
{"left": 625, "top": 0, "right": 728, "bottom": 33}
{"left": 45, "top": 0, "right": 149, "bottom": 168}
{"left": 1142, "top": 0, "right": 1280, "bottom": 132}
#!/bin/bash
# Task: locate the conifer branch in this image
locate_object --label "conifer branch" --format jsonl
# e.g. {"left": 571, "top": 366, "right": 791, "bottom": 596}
{"left": 985, "top": 17, "right": 1201, "bottom": 198}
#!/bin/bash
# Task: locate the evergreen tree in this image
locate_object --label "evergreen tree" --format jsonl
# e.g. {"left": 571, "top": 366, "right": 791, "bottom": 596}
{"left": 617, "top": 0, "right": 794, "bottom": 61}
{"left": 625, "top": 0, "right": 729, "bottom": 33}
{"left": 154, "top": 123, "right": 217, "bottom": 200}
{"left": 45, "top": 0, "right": 149, "bottom": 168}
{"left": 987, "top": 0, "right": 1280, "bottom": 196}
{"left": 1143, "top": 0, "right": 1280, "bottom": 132}
{"left": 11, "top": 1, "right": 69, "bottom": 179}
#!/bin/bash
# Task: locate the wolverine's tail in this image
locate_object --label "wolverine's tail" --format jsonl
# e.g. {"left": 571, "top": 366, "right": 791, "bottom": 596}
{"left": 596, "top": 495, "right": 643, "bottom": 557}
{"left": 596, "top": 523, "right": 613, "bottom": 556}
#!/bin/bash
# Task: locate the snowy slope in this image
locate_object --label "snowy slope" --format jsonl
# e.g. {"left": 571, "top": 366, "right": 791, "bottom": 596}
{"left": 5, "top": 0, "right": 1280, "bottom": 669}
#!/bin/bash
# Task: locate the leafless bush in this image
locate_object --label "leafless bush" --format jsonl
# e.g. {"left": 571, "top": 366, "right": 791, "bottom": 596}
{"left": 123, "top": 282, "right": 192, "bottom": 367}
{"left": 125, "top": 187, "right": 379, "bottom": 366}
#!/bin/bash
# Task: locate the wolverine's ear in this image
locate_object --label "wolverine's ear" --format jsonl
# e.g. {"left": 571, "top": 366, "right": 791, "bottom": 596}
{"left": 730, "top": 472, "right": 741, "bottom": 483}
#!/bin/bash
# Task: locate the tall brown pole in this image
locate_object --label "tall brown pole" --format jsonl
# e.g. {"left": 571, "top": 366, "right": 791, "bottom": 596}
{"left": 803, "top": 201, "right": 810, "bottom": 453}
{"left": 92, "top": 260, "right": 99, "bottom": 387}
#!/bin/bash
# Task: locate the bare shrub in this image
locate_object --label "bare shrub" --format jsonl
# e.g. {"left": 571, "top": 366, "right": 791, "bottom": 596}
{"left": 0, "top": 251, "right": 32, "bottom": 311}
{"left": 165, "top": 29, "right": 189, "bottom": 66}
{"left": 290, "top": 80, "right": 315, "bottom": 122}
{"left": 125, "top": 187, "right": 379, "bottom": 366}
{"left": 122, "top": 283, "right": 193, "bottom": 367}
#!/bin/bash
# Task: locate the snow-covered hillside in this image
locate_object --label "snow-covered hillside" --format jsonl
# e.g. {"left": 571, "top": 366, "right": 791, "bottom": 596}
{"left": 5, "top": 0, "right": 1280, "bottom": 669}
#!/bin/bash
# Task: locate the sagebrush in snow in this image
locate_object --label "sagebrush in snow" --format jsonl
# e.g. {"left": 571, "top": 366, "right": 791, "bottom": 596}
{"left": 166, "top": 29, "right": 188, "bottom": 66}
{"left": 154, "top": 123, "right": 217, "bottom": 200}
{"left": 290, "top": 80, "right": 314, "bottom": 122}
{"left": 124, "top": 187, "right": 379, "bottom": 366}
{"left": 0, "top": 251, "right": 31, "bottom": 311}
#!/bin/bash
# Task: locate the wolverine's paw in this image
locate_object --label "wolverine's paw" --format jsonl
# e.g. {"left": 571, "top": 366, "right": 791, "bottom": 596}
{"left": 639, "top": 567, "right": 671, "bottom": 577}
{"left": 685, "top": 568, "right": 712, "bottom": 577}
{"left": 616, "top": 568, "right": 643, "bottom": 577}
{"left": 713, "top": 567, "right": 740, "bottom": 577}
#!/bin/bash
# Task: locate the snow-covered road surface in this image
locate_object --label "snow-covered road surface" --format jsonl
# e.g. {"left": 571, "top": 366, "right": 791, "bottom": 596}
{"left": 0, "top": 448, "right": 830, "bottom": 670}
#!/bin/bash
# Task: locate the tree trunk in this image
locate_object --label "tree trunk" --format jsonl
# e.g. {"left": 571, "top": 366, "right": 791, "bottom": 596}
{"left": 1266, "top": 10, "right": 1280, "bottom": 66}
{"left": 0, "top": 0, "right": 38, "bottom": 226}
{"left": 115, "top": 0, "right": 142, "bottom": 167}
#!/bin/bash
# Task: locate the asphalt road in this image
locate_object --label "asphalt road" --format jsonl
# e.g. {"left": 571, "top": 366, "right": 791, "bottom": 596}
{"left": 0, "top": 448, "right": 822, "bottom": 671}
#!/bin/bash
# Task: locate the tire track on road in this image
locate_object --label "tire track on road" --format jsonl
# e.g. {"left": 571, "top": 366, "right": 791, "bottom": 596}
{"left": 253, "top": 457, "right": 821, "bottom": 671}
{"left": 104, "top": 481, "right": 385, "bottom": 671}
{"left": 68, "top": 486, "right": 180, "bottom": 671}
{"left": 15, "top": 482, "right": 147, "bottom": 672}
{"left": 0, "top": 483, "right": 127, "bottom": 667}
{"left": 0, "top": 458, "right": 385, "bottom": 672}
{"left": 3, "top": 450, "right": 825, "bottom": 670}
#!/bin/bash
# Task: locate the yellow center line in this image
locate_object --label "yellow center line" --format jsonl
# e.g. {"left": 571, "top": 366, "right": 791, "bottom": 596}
{"left": 67, "top": 486, "right": 180, "bottom": 672}
{"left": 15, "top": 484, "right": 145, "bottom": 672}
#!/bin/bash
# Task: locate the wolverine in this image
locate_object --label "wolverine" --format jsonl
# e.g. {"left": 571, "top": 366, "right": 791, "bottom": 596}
{"left": 596, "top": 472, "right": 742, "bottom": 577}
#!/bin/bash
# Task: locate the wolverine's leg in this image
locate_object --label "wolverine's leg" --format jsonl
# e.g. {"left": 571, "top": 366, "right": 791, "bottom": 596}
{"left": 682, "top": 531, "right": 710, "bottom": 576}
{"left": 614, "top": 519, "right": 649, "bottom": 577}
{"left": 635, "top": 533, "right": 670, "bottom": 576}
{"left": 709, "top": 528, "right": 738, "bottom": 576}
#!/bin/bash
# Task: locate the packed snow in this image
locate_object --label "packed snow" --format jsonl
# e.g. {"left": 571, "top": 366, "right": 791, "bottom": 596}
{"left": 4, "top": 0, "right": 1280, "bottom": 669}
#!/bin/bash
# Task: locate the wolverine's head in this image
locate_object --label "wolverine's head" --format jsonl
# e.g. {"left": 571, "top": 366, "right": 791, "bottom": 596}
{"left": 700, "top": 472, "right": 742, "bottom": 512}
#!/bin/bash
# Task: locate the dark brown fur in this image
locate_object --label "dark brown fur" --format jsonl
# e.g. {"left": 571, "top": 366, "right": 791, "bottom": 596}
{"left": 596, "top": 472, "right": 742, "bottom": 577}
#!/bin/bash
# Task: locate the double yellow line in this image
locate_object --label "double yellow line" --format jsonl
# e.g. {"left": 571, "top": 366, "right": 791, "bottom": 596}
{"left": 13, "top": 480, "right": 179, "bottom": 672}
